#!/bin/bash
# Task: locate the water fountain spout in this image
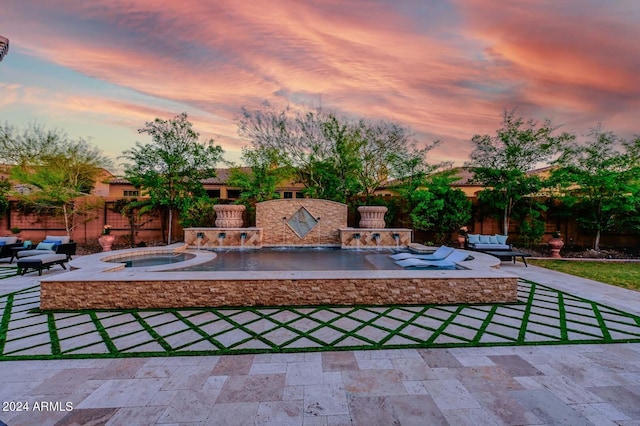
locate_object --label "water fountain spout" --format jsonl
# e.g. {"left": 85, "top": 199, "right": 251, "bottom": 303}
{"left": 353, "top": 233, "right": 361, "bottom": 250}
{"left": 196, "top": 232, "right": 205, "bottom": 251}
{"left": 393, "top": 233, "right": 400, "bottom": 249}
{"left": 373, "top": 233, "right": 381, "bottom": 249}
{"left": 240, "top": 232, "right": 247, "bottom": 249}
{"left": 218, "top": 232, "right": 226, "bottom": 247}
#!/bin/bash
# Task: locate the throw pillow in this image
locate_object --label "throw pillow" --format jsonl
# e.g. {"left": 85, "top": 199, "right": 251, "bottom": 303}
{"left": 495, "top": 234, "right": 508, "bottom": 244}
{"left": 479, "top": 235, "right": 491, "bottom": 244}
{"left": 43, "top": 239, "right": 62, "bottom": 247}
{"left": 0, "top": 241, "right": 5, "bottom": 246}
{"left": 36, "top": 242, "right": 56, "bottom": 251}
{"left": 489, "top": 235, "right": 498, "bottom": 244}
{"left": 23, "top": 240, "right": 32, "bottom": 248}
{"left": 467, "top": 234, "right": 480, "bottom": 244}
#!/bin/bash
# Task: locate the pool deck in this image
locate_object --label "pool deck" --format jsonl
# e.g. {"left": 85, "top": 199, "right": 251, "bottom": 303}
{"left": 2, "top": 260, "right": 640, "bottom": 424}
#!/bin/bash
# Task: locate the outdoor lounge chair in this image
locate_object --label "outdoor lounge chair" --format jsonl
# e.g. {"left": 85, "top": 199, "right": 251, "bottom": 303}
{"left": 12, "top": 236, "right": 76, "bottom": 263}
{"left": 395, "top": 250, "right": 469, "bottom": 269}
{"left": 390, "top": 245, "right": 455, "bottom": 261}
{"left": 0, "top": 236, "right": 22, "bottom": 259}
{"left": 17, "top": 253, "right": 68, "bottom": 276}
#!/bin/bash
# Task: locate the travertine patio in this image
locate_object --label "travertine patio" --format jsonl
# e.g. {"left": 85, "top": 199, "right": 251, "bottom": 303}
{"left": 1, "top": 260, "right": 640, "bottom": 424}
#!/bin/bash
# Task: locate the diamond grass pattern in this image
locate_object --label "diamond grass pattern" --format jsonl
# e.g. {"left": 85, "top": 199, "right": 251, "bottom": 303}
{"left": 1, "top": 280, "right": 640, "bottom": 361}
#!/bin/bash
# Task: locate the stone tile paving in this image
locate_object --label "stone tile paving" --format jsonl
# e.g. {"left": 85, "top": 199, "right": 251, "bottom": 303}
{"left": 2, "top": 280, "right": 640, "bottom": 361}
{"left": 2, "top": 264, "right": 640, "bottom": 424}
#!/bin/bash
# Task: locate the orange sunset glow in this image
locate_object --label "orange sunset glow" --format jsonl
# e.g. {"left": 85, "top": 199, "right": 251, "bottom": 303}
{"left": 1, "top": 1, "right": 638, "bottom": 166}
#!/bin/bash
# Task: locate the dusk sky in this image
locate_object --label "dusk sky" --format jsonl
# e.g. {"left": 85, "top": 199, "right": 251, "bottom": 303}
{"left": 1, "top": 1, "right": 639, "bottom": 170}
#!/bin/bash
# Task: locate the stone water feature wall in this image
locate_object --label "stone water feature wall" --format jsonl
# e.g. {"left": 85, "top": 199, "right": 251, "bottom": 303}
{"left": 340, "top": 228, "right": 412, "bottom": 249}
{"left": 184, "top": 227, "right": 262, "bottom": 249}
{"left": 256, "top": 199, "right": 347, "bottom": 246}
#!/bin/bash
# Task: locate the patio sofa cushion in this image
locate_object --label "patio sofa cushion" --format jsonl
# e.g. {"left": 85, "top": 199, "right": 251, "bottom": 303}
{"left": 0, "top": 237, "right": 18, "bottom": 244}
{"left": 17, "top": 253, "right": 68, "bottom": 276}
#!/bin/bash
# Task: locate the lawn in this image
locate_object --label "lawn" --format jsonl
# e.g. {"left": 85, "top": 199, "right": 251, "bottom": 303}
{"left": 528, "top": 259, "right": 640, "bottom": 291}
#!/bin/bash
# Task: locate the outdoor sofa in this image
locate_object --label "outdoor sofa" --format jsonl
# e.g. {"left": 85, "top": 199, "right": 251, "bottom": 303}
{"left": 466, "top": 234, "right": 511, "bottom": 251}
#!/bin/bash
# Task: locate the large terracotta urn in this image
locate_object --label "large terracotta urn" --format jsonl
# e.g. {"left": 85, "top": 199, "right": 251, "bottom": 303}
{"left": 358, "top": 206, "right": 387, "bottom": 229}
{"left": 98, "top": 235, "right": 115, "bottom": 252}
{"left": 548, "top": 237, "right": 564, "bottom": 258}
{"left": 214, "top": 204, "right": 245, "bottom": 228}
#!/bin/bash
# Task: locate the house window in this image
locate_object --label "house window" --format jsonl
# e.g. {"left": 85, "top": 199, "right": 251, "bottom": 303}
{"left": 283, "top": 192, "right": 293, "bottom": 199}
{"left": 226, "top": 189, "right": 241, "bottom": 199}
{"left": 206, "top": 189, "right": 221, "bottom": 198}
{"left": 123, "top": 190, "right": 139, "bottom": 197}
{"left": 295, "top": 192, "right": 305, "bottom": 198}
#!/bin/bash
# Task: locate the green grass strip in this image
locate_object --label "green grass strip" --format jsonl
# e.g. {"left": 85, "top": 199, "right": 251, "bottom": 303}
{"left": 131, "top": 312, "right": 173, "bottom": 352}
{"left": 472, "top": 305, "right": 499, "bottom": 343}
{"left": 557, "top": 293, "right": 569, "bottom": 341}
{"left": 0, "top": 294, "right": 14, "bottom": 355}
{"left": 517, "top": 281, "right": 537, "bottom": 343}
{"left": 172, "top": 310, "right": 232, "bottom": 351}
{"left": 591, "top": 303, "right": 612, "bottom": 342}
{"left": 425, "top": 306, "right": 465, "bottom": 345}
{"left": 89, "top": 312, "right": 118, "bottom": 354}
{"left": 47, "top": 312, "right": 61, "bottom": 355}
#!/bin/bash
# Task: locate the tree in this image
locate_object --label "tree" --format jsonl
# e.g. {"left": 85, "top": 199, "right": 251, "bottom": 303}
{"left": 3, "top": 124, "right": 112, "bottom": 235}
{"left": 236, "top": 104, "right": 428, "bottom": 204}
{"left": 550, "top": 127, "right": 640, "bottom": 250}
{"left": 0, "top": 177, "right": 10, "bottom": 219}
{"left": 227, "top": 146, "right": 295, "bottom": 206}
{"left": 465, "top": 110, "right": 573, "bottom": 235}
{"left": 121, "top": 113, "right": 224, "bottom": 244}
{"left": 403, "top": 170, "right": 472, "bottom": 244}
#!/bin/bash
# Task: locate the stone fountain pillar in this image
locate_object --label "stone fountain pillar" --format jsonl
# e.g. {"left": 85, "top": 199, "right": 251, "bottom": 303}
{"left": 357, "top": 206, "right": 387, "bottom": 229}
{"left": 214, "top": 204, "right": 245, "bottom": 228}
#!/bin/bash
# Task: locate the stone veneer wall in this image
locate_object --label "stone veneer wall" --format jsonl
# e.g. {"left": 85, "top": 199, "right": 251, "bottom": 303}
{"left": 256, "top": 199, "right": 348, "bottom": 246}
{"left": 40, "top": 276, "right": 518, "bottom": 310}
{"left": 184, "top": 228, "right": 262, "bottom": 249}
{"left": 340, "top": 228, "right": 412, "bottom": 249}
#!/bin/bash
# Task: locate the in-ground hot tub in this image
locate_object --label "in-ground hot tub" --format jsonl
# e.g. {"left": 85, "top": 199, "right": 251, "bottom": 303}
{"left": 39, "top": 244, "right": 519, "bottom": 310}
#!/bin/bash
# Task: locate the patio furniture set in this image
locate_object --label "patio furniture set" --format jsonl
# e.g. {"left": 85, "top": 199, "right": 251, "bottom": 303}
{"left": 0, "top": 235, "right": 76, "bottom": 275}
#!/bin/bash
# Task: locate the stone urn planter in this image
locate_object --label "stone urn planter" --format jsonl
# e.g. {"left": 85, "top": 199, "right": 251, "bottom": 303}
{"left": 98, "top": 235, "right": 115, "bottom": 252}
{"left": 357, "top": 206, "right": 387, "bottom": 229}
{"left": 548, "top": 234, "right": 564, "bottom": 258}
{"left": 214, "top": 204, "right": 246, "bottom": 228}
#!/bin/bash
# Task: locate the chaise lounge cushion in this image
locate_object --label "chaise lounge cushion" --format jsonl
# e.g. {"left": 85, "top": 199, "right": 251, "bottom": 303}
{"left": 45, "top": 235, "right": 71, "bottom": 244}
{"left": 17, "top": 248, "right": 56, "bottom": 258}
{"left": 0, "top": 237, "right": 18, "bottom": 244}
{"left": 17, "top": 253, "right": 68, "bottom": 275}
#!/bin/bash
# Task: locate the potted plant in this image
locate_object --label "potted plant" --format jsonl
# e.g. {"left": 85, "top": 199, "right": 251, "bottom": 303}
{"left": 10, "top": 227, "right": 21, "bottom": 237}
{"left": 98, "top": 224, "right": 115, "bottom": 251}
{"left": 457, "top": 226, "right": 468, "bottom": 248}
{"left": 548, "top": 230, "right": 564, "bottom": 258}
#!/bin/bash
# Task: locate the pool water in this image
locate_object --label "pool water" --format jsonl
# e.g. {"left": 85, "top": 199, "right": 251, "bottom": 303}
{"left": 178, "top": 248, "right": 405, "bottom": 271}
{"left": 109, "top": 253, "right": 196, "bottom": 268}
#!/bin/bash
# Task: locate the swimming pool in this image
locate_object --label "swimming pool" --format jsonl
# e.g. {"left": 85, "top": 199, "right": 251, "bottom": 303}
{"left": 40, "top": 244, "right": 518, "bottom": 310}
{"left": 107, "top": 252, "right": 195, "bottom": 268}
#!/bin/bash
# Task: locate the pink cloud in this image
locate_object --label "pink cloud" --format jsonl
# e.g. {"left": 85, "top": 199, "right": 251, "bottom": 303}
{"left": 2, "top": 0, "right": 639, "bottom": 167}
